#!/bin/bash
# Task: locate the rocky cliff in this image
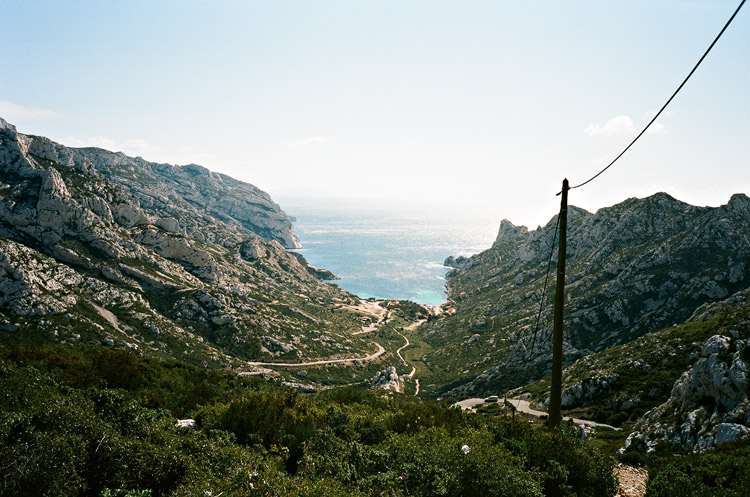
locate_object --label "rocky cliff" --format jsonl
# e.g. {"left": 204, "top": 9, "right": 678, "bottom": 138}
{"left": 511, "top": 287, "right": 750, "bottom": 430}
{"left": 370, "top": 365, "right": 406, "bottom": 393}
{"left": 415, "top": 192, "right": 750, "bottom": 398}
{"left": 0, "top": 117, "right": 300, "bottom": 249}
{"left": 623, "top": 329, "right": 750, "bottom": 453}
{"left": 0, "top": 118, "right": 372, "bottom": 367}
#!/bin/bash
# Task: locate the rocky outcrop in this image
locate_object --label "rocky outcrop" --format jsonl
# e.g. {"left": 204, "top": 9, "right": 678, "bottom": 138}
{"left": 304, "top": 265, "right": 340, "bottom": 281}
{"left": 426, "top": 191, "right": 750, "bottom": 398}
{"left": 493, "top": 219, "right": 529, "bottom": 246}
{"left": 0, "top": 118, "right": 372, "bottom": 367}
{"left": 0, "top": 237, "right": 191, "bottom": 355}
{"left": 1, "top": 117, "right": 300, "bottom": 249}
{"left": 289, "top": 251, "right": 340, "bottom": 280}
{"left": 262, "top": 336, "right": 299, "bottom": 357}
{"left": 622, "top": 334, "right": 750, "bottom": 453}
{"left": 443, "top": 255, "right": 471, "bottom": 270}
{"left": 0, "top": 239, "right": 84, "bottom": 317}
{"left": 370, "top": 366, "right": 405, "bottom": 393}
{"left": 560, "top": 375, "right": 619, "bottom": 408}
{"left": 505, "top": 286, "right": 750, "bottom": 430}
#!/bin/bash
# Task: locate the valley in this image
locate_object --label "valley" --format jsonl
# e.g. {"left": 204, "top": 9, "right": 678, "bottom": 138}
{"left": 2, "top": 117, "right": 749, "bottom": 495}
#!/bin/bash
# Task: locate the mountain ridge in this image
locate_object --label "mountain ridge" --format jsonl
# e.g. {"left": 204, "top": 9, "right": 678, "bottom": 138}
{"left": 2, "top": 117, "right": 301, "bottom": 249}
{"left": 0, "top": 118, "right": 377, "bottom": 371}
{"left": 409, "top": 191, "right": 750, "bottom": 398}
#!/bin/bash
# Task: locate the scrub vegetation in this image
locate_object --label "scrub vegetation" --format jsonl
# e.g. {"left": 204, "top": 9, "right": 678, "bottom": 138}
{"left": 1, "top": 344, "right": 617, "bottom": 497}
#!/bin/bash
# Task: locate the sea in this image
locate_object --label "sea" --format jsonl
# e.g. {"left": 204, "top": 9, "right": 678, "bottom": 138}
{"left": 278, "top": 196, "right": 500, "bottom": 306}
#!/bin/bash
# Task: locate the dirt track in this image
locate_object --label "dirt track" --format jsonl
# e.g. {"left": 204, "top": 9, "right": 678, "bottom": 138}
{"left": 456, "top": 397, "right": 620, "bottom": 430}
{"left": 240, "top": 342, "right": 386, "bottom": 371}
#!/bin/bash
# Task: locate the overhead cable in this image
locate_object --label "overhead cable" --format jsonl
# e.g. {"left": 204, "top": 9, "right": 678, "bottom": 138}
{"left": 570, "top": 0, "right": 746, "bottom": 190}
{"left": 528, "top": 213, "right": 560, "bottom": 354}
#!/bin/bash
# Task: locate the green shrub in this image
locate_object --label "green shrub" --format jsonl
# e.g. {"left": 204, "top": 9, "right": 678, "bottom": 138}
{"left": 646, "top": 443, "right": 750, "bottom": 497}
{"left": 1, "top": 344, "right": 621, "bottom": 497}
{"left": 646, "top": 464, "right": 703, "bottom": 497}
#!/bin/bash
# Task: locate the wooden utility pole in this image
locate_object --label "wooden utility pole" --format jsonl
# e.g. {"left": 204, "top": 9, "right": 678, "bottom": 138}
{"left": 549, "top": 178, "right": 569, "bottom": 430}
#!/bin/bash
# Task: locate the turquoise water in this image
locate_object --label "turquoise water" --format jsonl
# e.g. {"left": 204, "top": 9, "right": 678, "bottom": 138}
{"left": 279, "top": 197, "right": 499, "bottom": 306}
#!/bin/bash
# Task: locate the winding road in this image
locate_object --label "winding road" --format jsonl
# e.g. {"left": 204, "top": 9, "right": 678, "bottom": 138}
{"left": 240, "top": 301, "right": 391, "bottom": 373}
{"left": 241, "top": 343, "right": 386, "bottom": 370}
{"left": 396, "top": 319, "right": 426, "bottom": 396}
{"left": 239, "top": 304, "right": 427, "bottom": 396}
{"left": 456, "top": 397, "right": 620, "bottom": 430}
{"left": 397, "top": 334, "right": 418, "bottom": 395}
{"left": 396, "top": 332, "right": 410, "bottom": 366}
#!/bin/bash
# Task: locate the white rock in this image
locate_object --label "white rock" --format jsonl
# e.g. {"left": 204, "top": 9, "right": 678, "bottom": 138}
{"left": 176, "top": 419, "right": 196, "bottom": 428}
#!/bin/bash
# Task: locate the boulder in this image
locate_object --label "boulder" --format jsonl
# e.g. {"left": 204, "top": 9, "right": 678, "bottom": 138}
{"left": 622, "top": 335, "right": 750, "bottom": 453}
{"left": 371, "top": 366, "right": 405, "bottom": 393}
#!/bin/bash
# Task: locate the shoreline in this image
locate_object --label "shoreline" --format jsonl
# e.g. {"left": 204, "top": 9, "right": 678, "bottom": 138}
{"left": 285, "top": 201, "right": 494, "bottom": 309}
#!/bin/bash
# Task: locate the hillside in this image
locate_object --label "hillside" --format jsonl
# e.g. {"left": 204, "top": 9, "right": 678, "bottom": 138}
{"left": 2, "top": 116, "right": 749, "bottom": 493}
{"left": 513, "top": 287, "right": 750, "bottom": 431}
{"left": 0, "top": 117, "right": 379, "bottom": 370}
{"left": 0, "top": 343, "right": 618, "bottom": 497}
{"left": 408, "top": 192, "right": 750, "bottom": 398}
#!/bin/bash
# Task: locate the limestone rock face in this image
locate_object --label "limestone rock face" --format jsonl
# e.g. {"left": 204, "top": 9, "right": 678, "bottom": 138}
{"left": 0, "top": 117, "right": 16, "bottom": 132}
{"left": 493, "top": 219, "right": 529, "bottom": 245}
{"left": 0, "top": 239, "right": 83, "bottom": 316}
{"left": 443, "top": 255, "right": 471, "bottom": 270}
{"left": 622, "top": 335, "right": 750, "bottom": 453}
{"left": 1, "top": 119, "right": 300, "bottom": 249}
{"left": 430, "top": 191, "right": 750, "bottom": 399}
{"left": 240, "top": 237, "right": 267, "bottom": 261}
{"left": 560, "top": 375, "right": 619, "bottom": 409}
{"left": 371, "top": 366, "right": 405, "bottom": 393}
{"left": 0, "top": 118, "right": 370, "bottom": 368}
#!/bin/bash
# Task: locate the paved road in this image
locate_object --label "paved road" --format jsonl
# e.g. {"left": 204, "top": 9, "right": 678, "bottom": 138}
{"left": 456, "top": 397, "right": 620, "bottom": 430}
{"left": 241, "top": 342, "right": 385, "bottom": 370}
{"left": 243, "top": 301, "right": 391, "bottom": 371}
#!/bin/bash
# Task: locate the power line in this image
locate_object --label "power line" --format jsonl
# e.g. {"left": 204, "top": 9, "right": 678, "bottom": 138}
{"left": 528, "top": 213, "right": 560, "bottom": 354}
{"left": 570, "top": 0, "right": 746, "bottom": 191}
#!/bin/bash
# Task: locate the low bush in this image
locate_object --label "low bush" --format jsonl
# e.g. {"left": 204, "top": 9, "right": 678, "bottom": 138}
{"left": 1, "top": 344, "right": 618, "bottom": 496}
{"left": 645, "top": 443, "right": 750, "bottom": 497}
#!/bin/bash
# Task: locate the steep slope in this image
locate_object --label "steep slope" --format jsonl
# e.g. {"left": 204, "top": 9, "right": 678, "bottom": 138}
{"left": 623, "top": 330, "right": 749, "bottom": 453}
{"left": 1, "top": 118, "right": 300, "bottom": 249}
{"left": 414, "top": 192, "right": 750, "bottom": 397}
{"left": 514, "top": 287, "right": 750, "bottom": 429}
{"left": 0, "top": 118, "right": 374, "bottom": 367}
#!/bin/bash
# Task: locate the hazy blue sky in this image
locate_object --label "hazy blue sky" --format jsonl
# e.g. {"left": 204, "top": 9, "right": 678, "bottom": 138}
{"left": 2, "top": 1, "right": 748, "bottom": 228}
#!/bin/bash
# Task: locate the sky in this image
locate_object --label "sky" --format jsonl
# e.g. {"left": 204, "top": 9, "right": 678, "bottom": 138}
{"left": 1, "top": 0, "right": 748, "bottom": 229}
